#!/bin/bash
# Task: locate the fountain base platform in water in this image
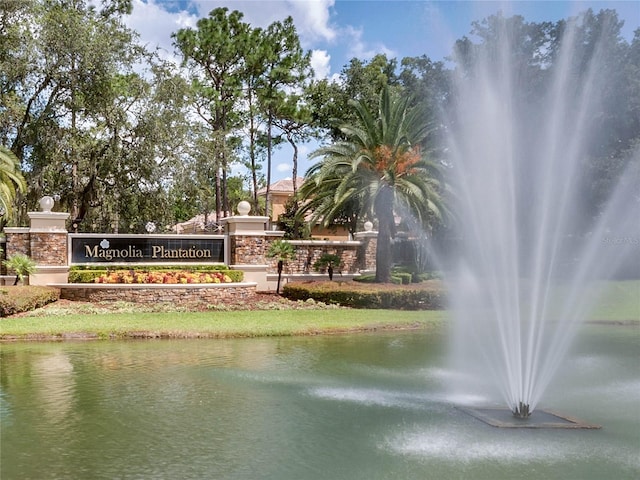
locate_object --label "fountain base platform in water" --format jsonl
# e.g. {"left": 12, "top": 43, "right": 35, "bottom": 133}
{"left": 459, "top": 407, "right": 601, "bottom": 429}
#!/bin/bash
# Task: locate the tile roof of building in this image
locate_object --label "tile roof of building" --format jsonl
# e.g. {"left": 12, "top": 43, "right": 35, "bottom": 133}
{"left": 256, "top": 177, "right": 305, "bottom": 196}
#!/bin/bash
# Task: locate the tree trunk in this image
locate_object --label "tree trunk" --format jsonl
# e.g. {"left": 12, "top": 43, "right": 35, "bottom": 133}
{"left": 266, "top": 113, "right": 273, "bottom": 223}
{"left": 248, "top": 90, "right": 260, "bottom": 213}
{"left": 374, "top": 185, "right": 394, "bottom": 283}
{"left": 276, "top": 259, "right": 283, "bottom": 294}
{"left": 214, "top": 167, "right": 221, "bottom": 224}
{"left": 286, "top": 130, "right": 298, "bottom": 195}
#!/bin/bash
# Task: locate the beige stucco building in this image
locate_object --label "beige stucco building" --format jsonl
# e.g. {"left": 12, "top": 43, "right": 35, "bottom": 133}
{"left": 258, "top": 177, "right": 350, "bottom": 240}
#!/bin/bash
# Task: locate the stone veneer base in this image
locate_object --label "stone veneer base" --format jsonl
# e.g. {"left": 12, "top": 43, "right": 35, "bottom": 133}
{"left": 51, "top": 282, "right": 258, "bottom": 307}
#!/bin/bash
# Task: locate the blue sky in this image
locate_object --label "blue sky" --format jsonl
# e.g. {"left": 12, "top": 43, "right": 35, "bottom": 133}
{"left": 125, "top": 1, "right": 639, "bottom": 181}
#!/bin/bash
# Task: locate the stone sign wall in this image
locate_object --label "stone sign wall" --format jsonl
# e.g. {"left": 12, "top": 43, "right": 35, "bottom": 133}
{"left": 2, "top": 200, "right": 379, "bottom": 289}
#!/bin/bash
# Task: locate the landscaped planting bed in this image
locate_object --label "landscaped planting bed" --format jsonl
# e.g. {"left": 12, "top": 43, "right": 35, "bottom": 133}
{"left": 95, "top": 270, "right": 234, "bottom": 284}
{"left": 282, "top": 280, "right": 446, "bottom": 310}
{"left": 68, "top": 265, "right": 243, "bottom": 283}
{"left": 57, "top": 265, "right": 252, "bottom": 307}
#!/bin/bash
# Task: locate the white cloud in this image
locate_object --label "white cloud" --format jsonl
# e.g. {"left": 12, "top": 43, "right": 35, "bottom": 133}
{"left": 192, "top": 0, "right": 337, "bottom": 44}
{"left": 288, "top": 0, "right": 337, "bottom": 43}
{"left": 125, "top": 0, "right": 198, "bottom": 61}
{"left": 310, "top": 49, "right": 331, "bottom": 79}
{"left": 343, "top": 24, "right": 396, "bottom": 61}
{"left": 276, "top": 162, "right": 292, "bottom": 173}
{"left": 127, "top": 1, "right": 339, "bottom": 76}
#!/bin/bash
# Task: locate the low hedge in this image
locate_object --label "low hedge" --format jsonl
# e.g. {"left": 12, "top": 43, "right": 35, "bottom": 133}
{"left": 69, "top": 269, "right": 108, "bottom": 283}
{"left": 68, "top": 266, "right": 243, "bottom": 283}
{"left": 354, "top": 270, "right": 439, "bottom": 285}
{"left": 282, "top": 280, "right": 446, "bottom": 310}
{"left": 354, "top": 274, "right": 404, "bottom": 285}
{"left": 0, "top": 286, "right": 60, "bottom": 317}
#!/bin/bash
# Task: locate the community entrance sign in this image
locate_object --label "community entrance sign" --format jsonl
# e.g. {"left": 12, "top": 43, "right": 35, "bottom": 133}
{"left": 70, "top": 234, "right": 225, "bottom": 265}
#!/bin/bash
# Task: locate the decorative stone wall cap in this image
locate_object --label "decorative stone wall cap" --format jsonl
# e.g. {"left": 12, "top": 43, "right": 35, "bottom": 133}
{"left": 265, "top": 231, "right": 285, "bottom": 238}
{"left": 33, "top": 266, "right": 70, "bottom": 272}
{"left": 29, "top": 228, "right": 70, "bottom": 234}
{"left": 229, "top": 264, "right": 268, "bottom": 271}
{"left": 48, "top": 282, "right": 258, "bottom": 289}
{"left": 222, "top": 215, "right": 270, "bottom": 224}
{"left": 228, "top": 230, "right": 269, "bottom": 237}
{"left": 266, "top": 273, "right": 361, "bottom": 280}
{"left": 28, "top": 211, "right": 71, "bottom": 220}
{"left": 71, "top": 262, "right": 226, "bottom": 268}
{"left": 288, "top": 239, "right": 361, "bottom": 246}
{"left": 69, "top": 233, "right": 225, "bottom": 240}
{"left": 353, "top": 231, "right": 378, "bottom": 239}
{"left": 3, "top": 227, "right": 30, "bottom": 233}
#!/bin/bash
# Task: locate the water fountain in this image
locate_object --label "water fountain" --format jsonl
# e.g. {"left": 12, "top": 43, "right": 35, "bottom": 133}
{"left": 442, "top": 14, "right": 639, "bottom": 421}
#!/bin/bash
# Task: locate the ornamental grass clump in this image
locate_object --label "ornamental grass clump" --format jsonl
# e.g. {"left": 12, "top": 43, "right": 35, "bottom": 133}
{"left": 266, "top": 239, "right": 295, "bottom": 294}
{"left": 313, "top": 253, "right": 342, "bottom": 280}
{"left": 3, "top": 253, "right": 36, "bottom": 285}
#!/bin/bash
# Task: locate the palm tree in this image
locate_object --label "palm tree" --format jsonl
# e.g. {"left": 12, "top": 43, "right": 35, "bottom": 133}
{"left": 4, "top": 252, "right": 36, "bottom": 285}
{"left": 302, "top": 86, "right": 447, "bottom": 283}
{"left": 266, "top": 239, "right": 295, "bottom": 294}
{"left": 0, "top": 146, "right": 27, "bottom": 220}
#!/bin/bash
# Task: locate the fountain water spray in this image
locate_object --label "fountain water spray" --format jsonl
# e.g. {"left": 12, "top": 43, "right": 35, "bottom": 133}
{"left": 443, "top": 14, "right": 639, "bottom": 417}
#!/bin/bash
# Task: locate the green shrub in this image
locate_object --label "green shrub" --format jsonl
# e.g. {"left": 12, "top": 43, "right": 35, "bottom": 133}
{"left": 224, "top": 270, "right": 244, "bottom": 283}
{"left": 353, "top": 274, "right": 376, "bottom": 283}
{"left": 353, "top": 274, "right": 404, "bottom": 285}
{"left": 282, "top": 280, "right": 445, "bottom": 310}
{"left": 0, "top": 286, "right": 60, "bottom": 317}
{"left": 313, "top": 253, "right": 342, "bottom": 271}
{"left": 394, "top": 272, "right": 412, "bottom": 285}
{"left": 354, "top": 269, "right": 440, "bottom": 284}
{"left": 413, "top": 272, "right": 431, "bottom": 283}
{"left": 68, "top": 269, "right": 108, "bottom": 283}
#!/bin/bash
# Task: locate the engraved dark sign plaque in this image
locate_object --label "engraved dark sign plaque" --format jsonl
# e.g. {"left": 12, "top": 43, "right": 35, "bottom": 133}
{"left": 70, "top": 235, "right": 225, "bottom": 265}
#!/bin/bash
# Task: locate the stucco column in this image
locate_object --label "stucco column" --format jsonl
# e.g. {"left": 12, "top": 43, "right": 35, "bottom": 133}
{"left": 222, "top": 201, "right": 272, "bottom": 291}
{"left": 27, "top": 196, "right": 70, "bottom": 285}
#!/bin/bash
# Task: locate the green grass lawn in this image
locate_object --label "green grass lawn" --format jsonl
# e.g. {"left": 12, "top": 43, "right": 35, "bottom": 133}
{"left": 586, "top": 280, "right": 640, "bottom": 321}
{"left": 0, "top": 280, "right": 636, "bottom": 341}
{"left": 0, "top": 309, "right": 447, "bottom": 340}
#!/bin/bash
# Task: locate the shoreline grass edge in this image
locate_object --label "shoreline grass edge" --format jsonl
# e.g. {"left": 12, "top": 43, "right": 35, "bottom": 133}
{"left": 0, "top": 310, "right": 448, "bottom": 341}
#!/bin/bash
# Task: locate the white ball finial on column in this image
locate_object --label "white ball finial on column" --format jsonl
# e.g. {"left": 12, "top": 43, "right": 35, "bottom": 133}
{"left": 39, "top": 196, "right": 55, "bottom": 213}
{"left": 237, "top": 200, "right": 251, "bottom": 216}
{"left": 364, "top": 221, "right": 373, "bottom": 232}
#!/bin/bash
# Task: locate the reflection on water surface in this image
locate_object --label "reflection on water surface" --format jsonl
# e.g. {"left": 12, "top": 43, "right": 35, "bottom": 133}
{"left": 1, "top": 328, "right": 638, "bottom": 480}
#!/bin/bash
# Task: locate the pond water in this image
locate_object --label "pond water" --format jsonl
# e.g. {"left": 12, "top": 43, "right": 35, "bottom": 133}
{"left": 1, "top": 326, "right": 638, "bottom": 480}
